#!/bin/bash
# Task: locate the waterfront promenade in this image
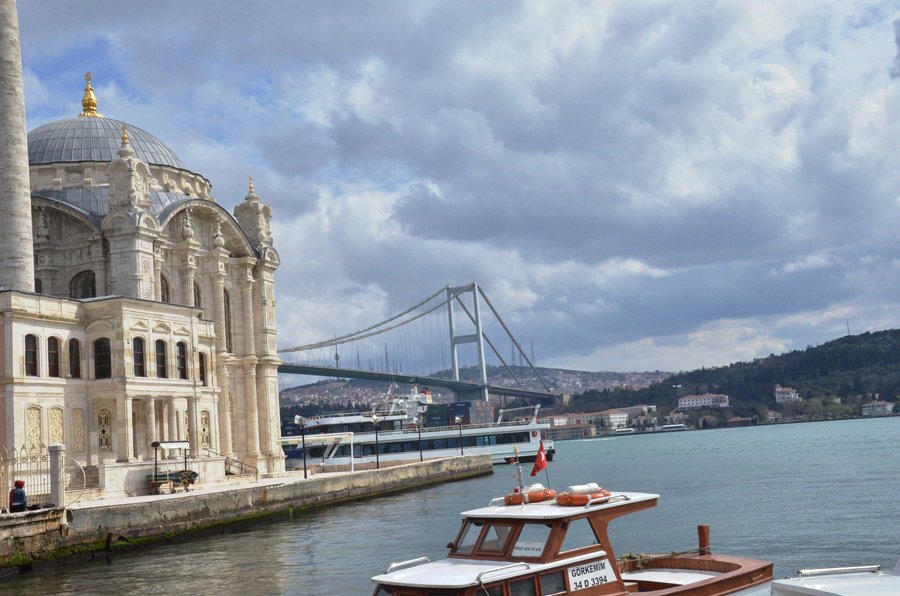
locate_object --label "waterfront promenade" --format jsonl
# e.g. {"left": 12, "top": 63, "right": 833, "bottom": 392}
{"left": 0, "top": 454, "right": 493, "bottom": 571}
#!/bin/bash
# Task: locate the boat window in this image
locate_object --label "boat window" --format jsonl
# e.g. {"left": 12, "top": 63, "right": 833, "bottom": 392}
{"left": 509, "top": 577, "right": 537, "bottom": 596}
{"left": 477, "top": 524, "right": 513, "bottom": 554}
{"left": 560, "top": 517, "right": 600, "bottom": 553}
{"left": 481, "top": 587, "right": 503, "bottom": 596}
{"left": 540, "top": 571, "right": 566, "bottom": 595}
{"left": 453, "top": 521, "right": 482, "bottom": 556}
{"left": 512, "top": 523, "right": 552, "bottom": 558}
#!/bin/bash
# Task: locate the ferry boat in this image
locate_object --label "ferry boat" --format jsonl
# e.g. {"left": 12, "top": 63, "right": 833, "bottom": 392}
{"left": 612, "top": 427, "right": 635, "bottom": 435}
{"left": 659, "top": 423, "right": 687, "bottom": 432}
{"left": 771, "top": 563, "right": 900, "bottom": 595}
{"left": 282, "top": 391, "right": 555, "bottom": 470}
{"left": 372, "top": 470, "right": 773, "bottom": 595}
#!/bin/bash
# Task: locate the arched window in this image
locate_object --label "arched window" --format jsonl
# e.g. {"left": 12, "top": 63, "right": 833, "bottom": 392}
{"left": 223, "top": 289, "right": 233, "bottom": 352}
{"left": 69, "top": 339, "right": 81, "bottom": 378}
{"left": 48, "top": 337, "right": 60, "bottom": 377}
{"left": 94, "top": 338, "right": 111, "bottom": 379}
{"left": 133, "top": 337, "right": 146, "bottom": 377}
{"left": 24, "top": 334, "right": 38, "bottom": 376}
{"left": 155, "top": 339, "right": 167, "bottom": 378}
{"left": 199, "top": 352, "right": 207, "bottom": 387}
{"left": 160, "top": 275, "right": 170, "bottom": 303}
{"left": 176, "top": 341, "right": 188, "bottom": 379}
{"left": 193, "top": 282, "right": 202, "bottom": 308}
{"left": 70, "top": 270, "right": 96, "bottom": 299}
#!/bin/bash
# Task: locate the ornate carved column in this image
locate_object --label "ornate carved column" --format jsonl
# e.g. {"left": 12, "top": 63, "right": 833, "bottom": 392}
{"left": 243, "top": 363, "right": 260, "bottom": 458}
{"left": 167, "top": 398, "right": 178, "bottom": 460}
{"left": 145, "top": 397, "right": 157, "bottom": 459}
{"left": 187, "top": 396, "right": 200, "bottom": 458}
{"left": 115, "top": 395, "right": 134, "bottom": 462}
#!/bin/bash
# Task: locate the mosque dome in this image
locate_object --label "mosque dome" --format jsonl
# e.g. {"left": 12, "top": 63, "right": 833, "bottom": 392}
{"left": 28, "top": 117, "right": 184, "bottom": 169}
{"left": 27, "top": 73, "right": 185, "bottom": 169}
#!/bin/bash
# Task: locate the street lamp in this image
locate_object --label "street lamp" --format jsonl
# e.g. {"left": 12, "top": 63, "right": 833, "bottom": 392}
{"left": 371, "top": 414, "right": 382, "bottom": 470}
{"left": 454, "top": 415, "right": 464, "bottom": 455}
{"left": 414, "top": 417, "right": 423, "bottom": 462}
{"left": 294, "top": 415, "right": 308, "bottom": 479}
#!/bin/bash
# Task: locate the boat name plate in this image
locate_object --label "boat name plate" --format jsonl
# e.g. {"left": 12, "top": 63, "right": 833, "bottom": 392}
{"left": 567, "top": 558, "right": 612, "bottom": 591}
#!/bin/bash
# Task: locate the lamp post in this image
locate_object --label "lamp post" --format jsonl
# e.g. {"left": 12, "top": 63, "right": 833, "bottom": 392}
{"left": 294, "top": 415, "right": 307, "bottom": 479}
{"left": 455, "top": 415, "right": 464, "bottom": 455}
{"left": 372, "top": 414, "right": 382, "bottom": 470}
{"left": 415, "top": 417, "right": 423, "bottom": 462}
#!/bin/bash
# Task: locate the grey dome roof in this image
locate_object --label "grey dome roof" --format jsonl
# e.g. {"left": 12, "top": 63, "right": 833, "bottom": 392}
{"left": 28, "top": 117, "right": 185, "bottom": 169}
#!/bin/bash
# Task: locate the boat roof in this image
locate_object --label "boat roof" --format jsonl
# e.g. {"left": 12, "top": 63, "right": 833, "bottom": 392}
{"left": 372, "top": 550, "right": 609, "bottom": 589}
{"left": 460, "top": 491, "right": 658, "bottom": 521}
{"left": 772, "top": 569, "right": 900, "bottom": 596}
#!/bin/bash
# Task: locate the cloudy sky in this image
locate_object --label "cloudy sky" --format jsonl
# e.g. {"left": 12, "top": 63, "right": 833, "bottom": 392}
{"left": 16, "top": 1, "right": 900, "bottom": 373}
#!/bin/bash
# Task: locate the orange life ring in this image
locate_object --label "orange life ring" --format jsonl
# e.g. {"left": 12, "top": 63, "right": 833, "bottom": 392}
{"left": 504, "top": 487, "right": 558, "bottom": 506}
{"left": 555, "top": 488, "right": 612, "bottom": 506}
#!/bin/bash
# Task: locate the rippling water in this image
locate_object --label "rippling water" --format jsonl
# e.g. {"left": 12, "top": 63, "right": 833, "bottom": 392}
{"left": 5, "top": 417, "right": 900, "bottom": 595}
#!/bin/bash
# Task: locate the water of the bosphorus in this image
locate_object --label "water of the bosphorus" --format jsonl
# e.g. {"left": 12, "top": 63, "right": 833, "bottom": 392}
{"left": 3, "top": 416, "right": 899, "bottom": 595}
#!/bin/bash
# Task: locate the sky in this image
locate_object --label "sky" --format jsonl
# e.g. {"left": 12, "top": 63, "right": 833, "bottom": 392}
{"left": 15, "top": 1, "right": 900, "bottom": 373}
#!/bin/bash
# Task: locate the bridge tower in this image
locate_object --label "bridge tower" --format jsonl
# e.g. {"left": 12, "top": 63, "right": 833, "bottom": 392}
{"left": 447, "top": 283, "right": 489, "bottom": 401}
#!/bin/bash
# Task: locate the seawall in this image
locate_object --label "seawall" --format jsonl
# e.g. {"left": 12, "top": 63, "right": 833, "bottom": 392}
{"left": 0, "top": 455, "right": 492, "bottom": 568}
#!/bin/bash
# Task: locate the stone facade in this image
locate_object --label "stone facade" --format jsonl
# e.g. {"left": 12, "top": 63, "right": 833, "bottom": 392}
{"left": 0, "top": 57, "right": 284, "bottom": 494}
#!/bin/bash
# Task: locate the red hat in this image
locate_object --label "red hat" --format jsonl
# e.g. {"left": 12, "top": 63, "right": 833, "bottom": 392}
{"left": 14, "top": 480, "right": 24, "bottom": 488}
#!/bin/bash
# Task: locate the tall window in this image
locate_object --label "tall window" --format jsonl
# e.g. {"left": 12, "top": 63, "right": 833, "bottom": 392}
{"left": 193, "top": 282, "right": 202, "bottom": 308}
{"left": 24, "top": 334, "right": 38, "bottom": 376}
{"left": 94, "top": 338, "right": 111, "bottom": 379}
{"left": 48, "top": 337, "right": 60, "bottom": 377}
{"left": 223, "top": 289, "right": 233, "bottom": 352}
{"left": 70, "top": 270, "right": 96, "bottom": 299}
{"left": 199, "top": 352, "right": 207, "bottom": 386}
{"left": 69, "top": 339, "right": 81, "bottom": 378}
{"left": 176, "top": 342, "right": 188, "bottom": 379}
{"left": 155, "top": 339, "right": 167, "bottom": 378}
{"left": 133, "top": 337, "right": 146, "bottom": 377}
{"left": 160, "top": 276, "right": 170, "bottom": 303}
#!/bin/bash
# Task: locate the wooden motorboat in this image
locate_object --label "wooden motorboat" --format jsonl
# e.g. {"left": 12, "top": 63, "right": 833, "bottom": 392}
{"left": 371, "top": 480, "right": 773, "bottom": 595}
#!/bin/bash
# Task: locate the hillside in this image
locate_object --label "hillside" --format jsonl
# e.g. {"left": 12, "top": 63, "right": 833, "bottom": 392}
{"left": 571, "top": 329, "right": 900, "bottom": 416}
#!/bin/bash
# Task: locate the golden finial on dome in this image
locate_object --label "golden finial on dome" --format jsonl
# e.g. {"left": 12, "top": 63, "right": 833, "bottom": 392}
{"left": 248, "top": 176, "right": 255, "bottom": 193}
{"left": 79, "top": 71, "right": 104, "bottom": 118}
{"left": 122, "top": 125, "right": 129, "bottom": 143}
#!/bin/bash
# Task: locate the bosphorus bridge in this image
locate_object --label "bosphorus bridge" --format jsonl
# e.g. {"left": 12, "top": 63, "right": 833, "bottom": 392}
{"left": 277, "top": 282, "right": 558, "bottom": 404}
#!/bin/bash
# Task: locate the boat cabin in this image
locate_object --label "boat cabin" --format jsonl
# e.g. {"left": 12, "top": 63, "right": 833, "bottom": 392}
{"left": 372, "top": 486, "right": 772, "bottom": 596}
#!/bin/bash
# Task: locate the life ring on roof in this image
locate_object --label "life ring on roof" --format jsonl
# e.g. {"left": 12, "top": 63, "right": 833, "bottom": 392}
{"left": 531, "top": 430, "right": 538, "bottom": 437}
{"left": 555, "top": 484, "right": 612, "bottom": 507}
{"left": 504, "top": 485, "right": 557, "bottom": 506}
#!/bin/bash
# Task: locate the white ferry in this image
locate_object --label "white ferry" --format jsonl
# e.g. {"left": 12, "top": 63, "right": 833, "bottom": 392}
{"left": 659, "top": 423, "right": 687, "bottom": 432}
{"left": 281, "top": 391, "right": 555, "bottom": 470}
{"left": 372, "top": 472, "right": 773, "bottom": 595}
{"left": 612, "top": 427, "right": 635, "bottom": 435}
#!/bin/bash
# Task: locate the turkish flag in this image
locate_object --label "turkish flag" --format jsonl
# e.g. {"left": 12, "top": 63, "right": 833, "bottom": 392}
{"left": 530, "top": 441, "right": 547, "bottom": 477}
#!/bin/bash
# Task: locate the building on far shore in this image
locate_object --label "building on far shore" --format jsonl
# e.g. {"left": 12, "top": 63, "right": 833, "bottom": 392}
{"left": 676, "top": 393, "right": 729, "bottom": 410}
{"left": 774, "top": 385, "right": 801, "bottom": 402}
{"left": 861, "top": 400, "right": 894, "bottom": 417}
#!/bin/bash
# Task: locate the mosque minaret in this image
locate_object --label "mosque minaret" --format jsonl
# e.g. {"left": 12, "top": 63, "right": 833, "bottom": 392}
{"left": 0, "top": 0, "right": 35, "bottom": 291}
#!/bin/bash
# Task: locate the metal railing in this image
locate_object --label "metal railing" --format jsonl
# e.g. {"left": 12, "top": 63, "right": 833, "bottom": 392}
{"left": 0, "top": 445, "right": 51, "bottom": 507}
{"left": 204, "top": 448, "right": 258, "bottom": 480}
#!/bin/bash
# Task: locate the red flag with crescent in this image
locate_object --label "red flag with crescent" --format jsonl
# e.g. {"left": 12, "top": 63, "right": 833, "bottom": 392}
{"left": 530, "top": 441, "right": 547, "bottom": 477}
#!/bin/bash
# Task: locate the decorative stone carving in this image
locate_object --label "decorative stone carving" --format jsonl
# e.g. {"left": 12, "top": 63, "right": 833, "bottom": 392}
{"left": 98, "top": 408, "right": 113, "bottom": 452}
{"left": 73, "top": 409, "right": 85, "bottom": 452}
{"left": 49, "top": 407, "right": 64, "bottom": 444}
{"left": 25, "top": 406, "right": 41, "bottom": 452}
{"left": 200, "top": 410, "right": 211, "bottom": 449}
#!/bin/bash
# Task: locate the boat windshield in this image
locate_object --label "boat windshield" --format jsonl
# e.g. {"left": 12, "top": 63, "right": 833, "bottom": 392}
{"left": 511, "top": 523, "right": 553, "bottom": 558}
{"left": 453, "top": 521, "right": 482, "bottom": 556}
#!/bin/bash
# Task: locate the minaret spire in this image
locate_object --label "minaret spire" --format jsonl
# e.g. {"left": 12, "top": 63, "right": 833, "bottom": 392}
{"left": 0, "top": 0, "right": 35, "bottom": 291}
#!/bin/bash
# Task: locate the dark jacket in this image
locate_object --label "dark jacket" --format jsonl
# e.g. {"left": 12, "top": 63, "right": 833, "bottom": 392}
{"left": 9, "top": 487, "right": 26, "bottom": 512}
